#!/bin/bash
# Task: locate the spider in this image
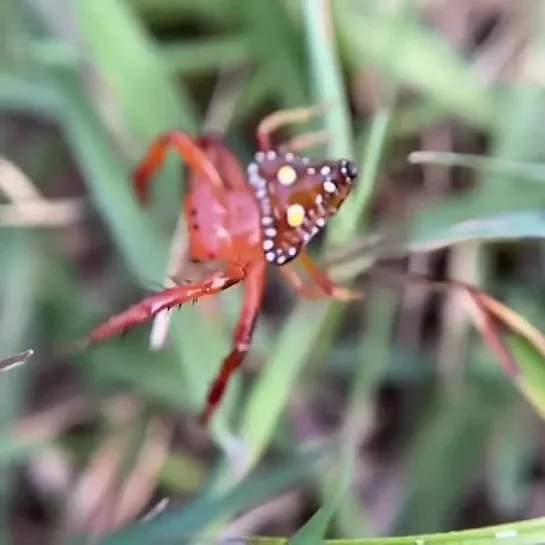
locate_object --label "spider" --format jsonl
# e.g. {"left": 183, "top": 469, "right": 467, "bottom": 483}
{"left": 85, "top": 104, "right": 361, "bottom": 425}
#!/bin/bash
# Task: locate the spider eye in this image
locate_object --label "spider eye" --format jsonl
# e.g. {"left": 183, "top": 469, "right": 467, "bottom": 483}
{"left": 339, "top": 159, "right": 358, "bottom": 182}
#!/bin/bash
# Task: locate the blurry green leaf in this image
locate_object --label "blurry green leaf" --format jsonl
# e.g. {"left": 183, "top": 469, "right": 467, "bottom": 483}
{"left": 409, "top": 151, "right": 545, "bottom": 185}
{"left": 320, "top": 286, "right": 397, "bottom": 539}
{"left": 75, "top": 0, "right": 198, "bottom": 142}
{"left": 302, "top": 0, "right": 354, "bottom": 160}
{"left": 262, "top": 518, "right": 545, "bottom": 544}
{"left": 329, "top": 0, "right": 412, "bottom": 244}
{"left": 412, "top": 84, "right": 545, "bottom": 235}
{"left": 231, "top": 69, "right": 274, "bottom": 124}
{"left": 0, "top": 74, "right": 60, "bottom": 117}
{"left": 488, "top": 405, "right": 534, "bottom": 514}
{"left": 291, "top": 458, "right": 353, "bottom": 545}
{"left": 507, "top": 334, "right": 545, "bottom": 418}
{"left": 336, "top": 1, "right": 496, "bottom": 128}
{"left": 390, "top": 102, "right": 448, "bottom": 137}
{"left": 132, "top": 0, "right": 235, "bottom": 29}
{"left": 391, "top": 389, "right": 496, "bottom": 535}
{"left": 467, "top": 290, "right": 545, "bottom": 420}
{"left": 239, "top": 306, "right": 335, "bottom": 468}
{"left": 337, "top": 107, "right": 390, "bottom": 243}
{"left": 98, "top": 445, "right": 329, "bottom": 545}
{"left": 104, "top": 516, "right": 545, "bottom": 545}
{"left": 0, "top": 230, "right": 40, "bottom": 542}
{"left": 85, "top": 343, "right": 188, "bottom": 410}
{"left": 29, "top": 38, "right": 79, "bottom": 69}
{"left": 161, "top": 35, "right": 250, "bottom": 74}
{"left": 411, "top": 209, "right": 545, "bottom": 252}
{"left": 0, "top": 230, "right": 39, "bottom": 395}
{"left": 160, "top": 451, "right": 206, "bottom": 493}
{"left": 0, "top": 433, "right": 54, "bottom": 464}
{"left": 53, "top": 69, "right": 168, "bottom": 284}
{"left": 235, "top": 0, "right": 307, "bottom": 108}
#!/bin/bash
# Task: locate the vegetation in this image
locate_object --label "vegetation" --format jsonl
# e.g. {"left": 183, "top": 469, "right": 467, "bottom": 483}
{"left": 2, "top": 0, "right": 545, "bottom": 543}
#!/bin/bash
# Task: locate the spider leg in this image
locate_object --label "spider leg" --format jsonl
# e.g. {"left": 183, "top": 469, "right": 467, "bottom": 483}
{"left": 279, "top": 263, "right": 324, "bottom": 299}
{"left": 279, "top": 129, "right": 330, "bottom": 154}
{"left": 132, "top": 131, "right": 224, "bottom": 204}
{"left": 200, "top": 261, "right": 266, "bottom": 425}
{"left": 85, "top": 265, "right": 246, "bottom": 345}
{"left": 284, "top": 250, "right": 362, "bottom": 302}
{"left": 256, "top": 102, "right": 334, "bottom": 151}
{"left": 197, "top": 135, "right": 248, "bottom": 190}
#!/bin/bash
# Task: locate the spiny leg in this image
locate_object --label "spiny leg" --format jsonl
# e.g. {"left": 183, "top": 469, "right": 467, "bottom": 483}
{"left": 132, "top": 131, "right": 224, "bottom": 204}
{"left": 85, "top": 266, "right": 246, "bottom": 346}
{"left": 256, "top": 102, "right": 334, "bottom": 151}
{"left": 200, "top": 261, "right": 266, "bottom": 425}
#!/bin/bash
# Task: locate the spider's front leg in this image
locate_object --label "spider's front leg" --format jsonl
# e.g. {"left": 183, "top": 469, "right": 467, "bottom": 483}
{"left": 85, "top": 266, "right": 246, "bottom": 346}
{"left": 132, "top": 131, "right": 224, "bottom": 204}
{"left": 200, "top": 261, "right": 266, "bottom": 425}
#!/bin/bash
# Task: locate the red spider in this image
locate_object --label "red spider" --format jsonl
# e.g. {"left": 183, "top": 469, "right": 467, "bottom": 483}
{"left": 85, "top": 104, "right": 361, "bottom": 425}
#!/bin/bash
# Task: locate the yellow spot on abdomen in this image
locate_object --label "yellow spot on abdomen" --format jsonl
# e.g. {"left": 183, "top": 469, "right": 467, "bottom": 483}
{"left": 286, "top": 203, "right": 305, "bottom": 227}
{"left": 277, "top": 165, "right": 297, "bottom": 186}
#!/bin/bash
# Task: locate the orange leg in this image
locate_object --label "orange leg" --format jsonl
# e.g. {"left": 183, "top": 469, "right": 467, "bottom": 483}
{"left": 280, "top": 264, "right": 324, "bottom": 299}
{"left": 86, "top": 265, "right": 246, "bottom": 346}
{"left": 132, "top": 131, "right": 224, "bottom": 204}
{"left": 256, "top": 102, "right": 334, "bottom": 151}
{"left": 197, "top": 135, "right": 248, "bottom": 191}
{"left": 200, "top": 261, "right": 266, "bottom": 425}
{"left": 282, "top": 250, "right": 362, "bottom": 302}
{"left": 279, "top": 129, "right": 330, "bottom": 154}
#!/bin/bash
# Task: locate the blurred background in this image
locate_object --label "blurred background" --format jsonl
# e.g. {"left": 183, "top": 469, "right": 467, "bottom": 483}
{"left": 3, "top": 0, "right": 545, "bottom": 543}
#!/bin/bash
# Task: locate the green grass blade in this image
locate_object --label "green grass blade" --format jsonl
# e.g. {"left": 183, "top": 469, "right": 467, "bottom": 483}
{"left": 391, "top": 388, "right": 498, "bottom": 534}
{"left": 337, "top": 1, "right": 496, "bottom": 129}
{"left": 290, "top": 457, "right": 354, "bottom": 545}
{"left": 0, "top": 74, "right": 61, "bottom": 116}
{"left": 98, "top": 445, "right": 329, "bottom": 545}
{"left": 301, "top": 0, "right": 354, "bottom": 160}
{"left": 301, "top": 0, "right": 355, "bottom": 246}
{"left": 161, "top": 35, "right": 250, "bottom": 74}
{"left": 0, "top": 230, "right": 40, "bottom": 545}
{"left": 235, "top": 0, "right": 308, "bottom": 108}
{"left": 409, "top": 151, "right": 545, "bottom": 185}
{"left": 75, "top": 0, "right": 198, "bottom": 141}
{"left": 53, "top": 69, "right": 168, "bottom": 283}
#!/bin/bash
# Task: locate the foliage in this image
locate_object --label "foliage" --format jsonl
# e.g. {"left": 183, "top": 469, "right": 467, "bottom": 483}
{"left": 2, "top": 0, "right": 545, "bottom": 544}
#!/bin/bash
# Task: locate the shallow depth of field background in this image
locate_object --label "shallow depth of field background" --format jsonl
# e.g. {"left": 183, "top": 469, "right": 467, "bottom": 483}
{"left": 3, "top": 0, "right": 545, "bottom": 543}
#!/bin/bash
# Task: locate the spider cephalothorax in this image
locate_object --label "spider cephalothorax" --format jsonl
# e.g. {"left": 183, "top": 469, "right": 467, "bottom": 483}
{"left": 247, "top": 149, "right": 358, "bottom": 265}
